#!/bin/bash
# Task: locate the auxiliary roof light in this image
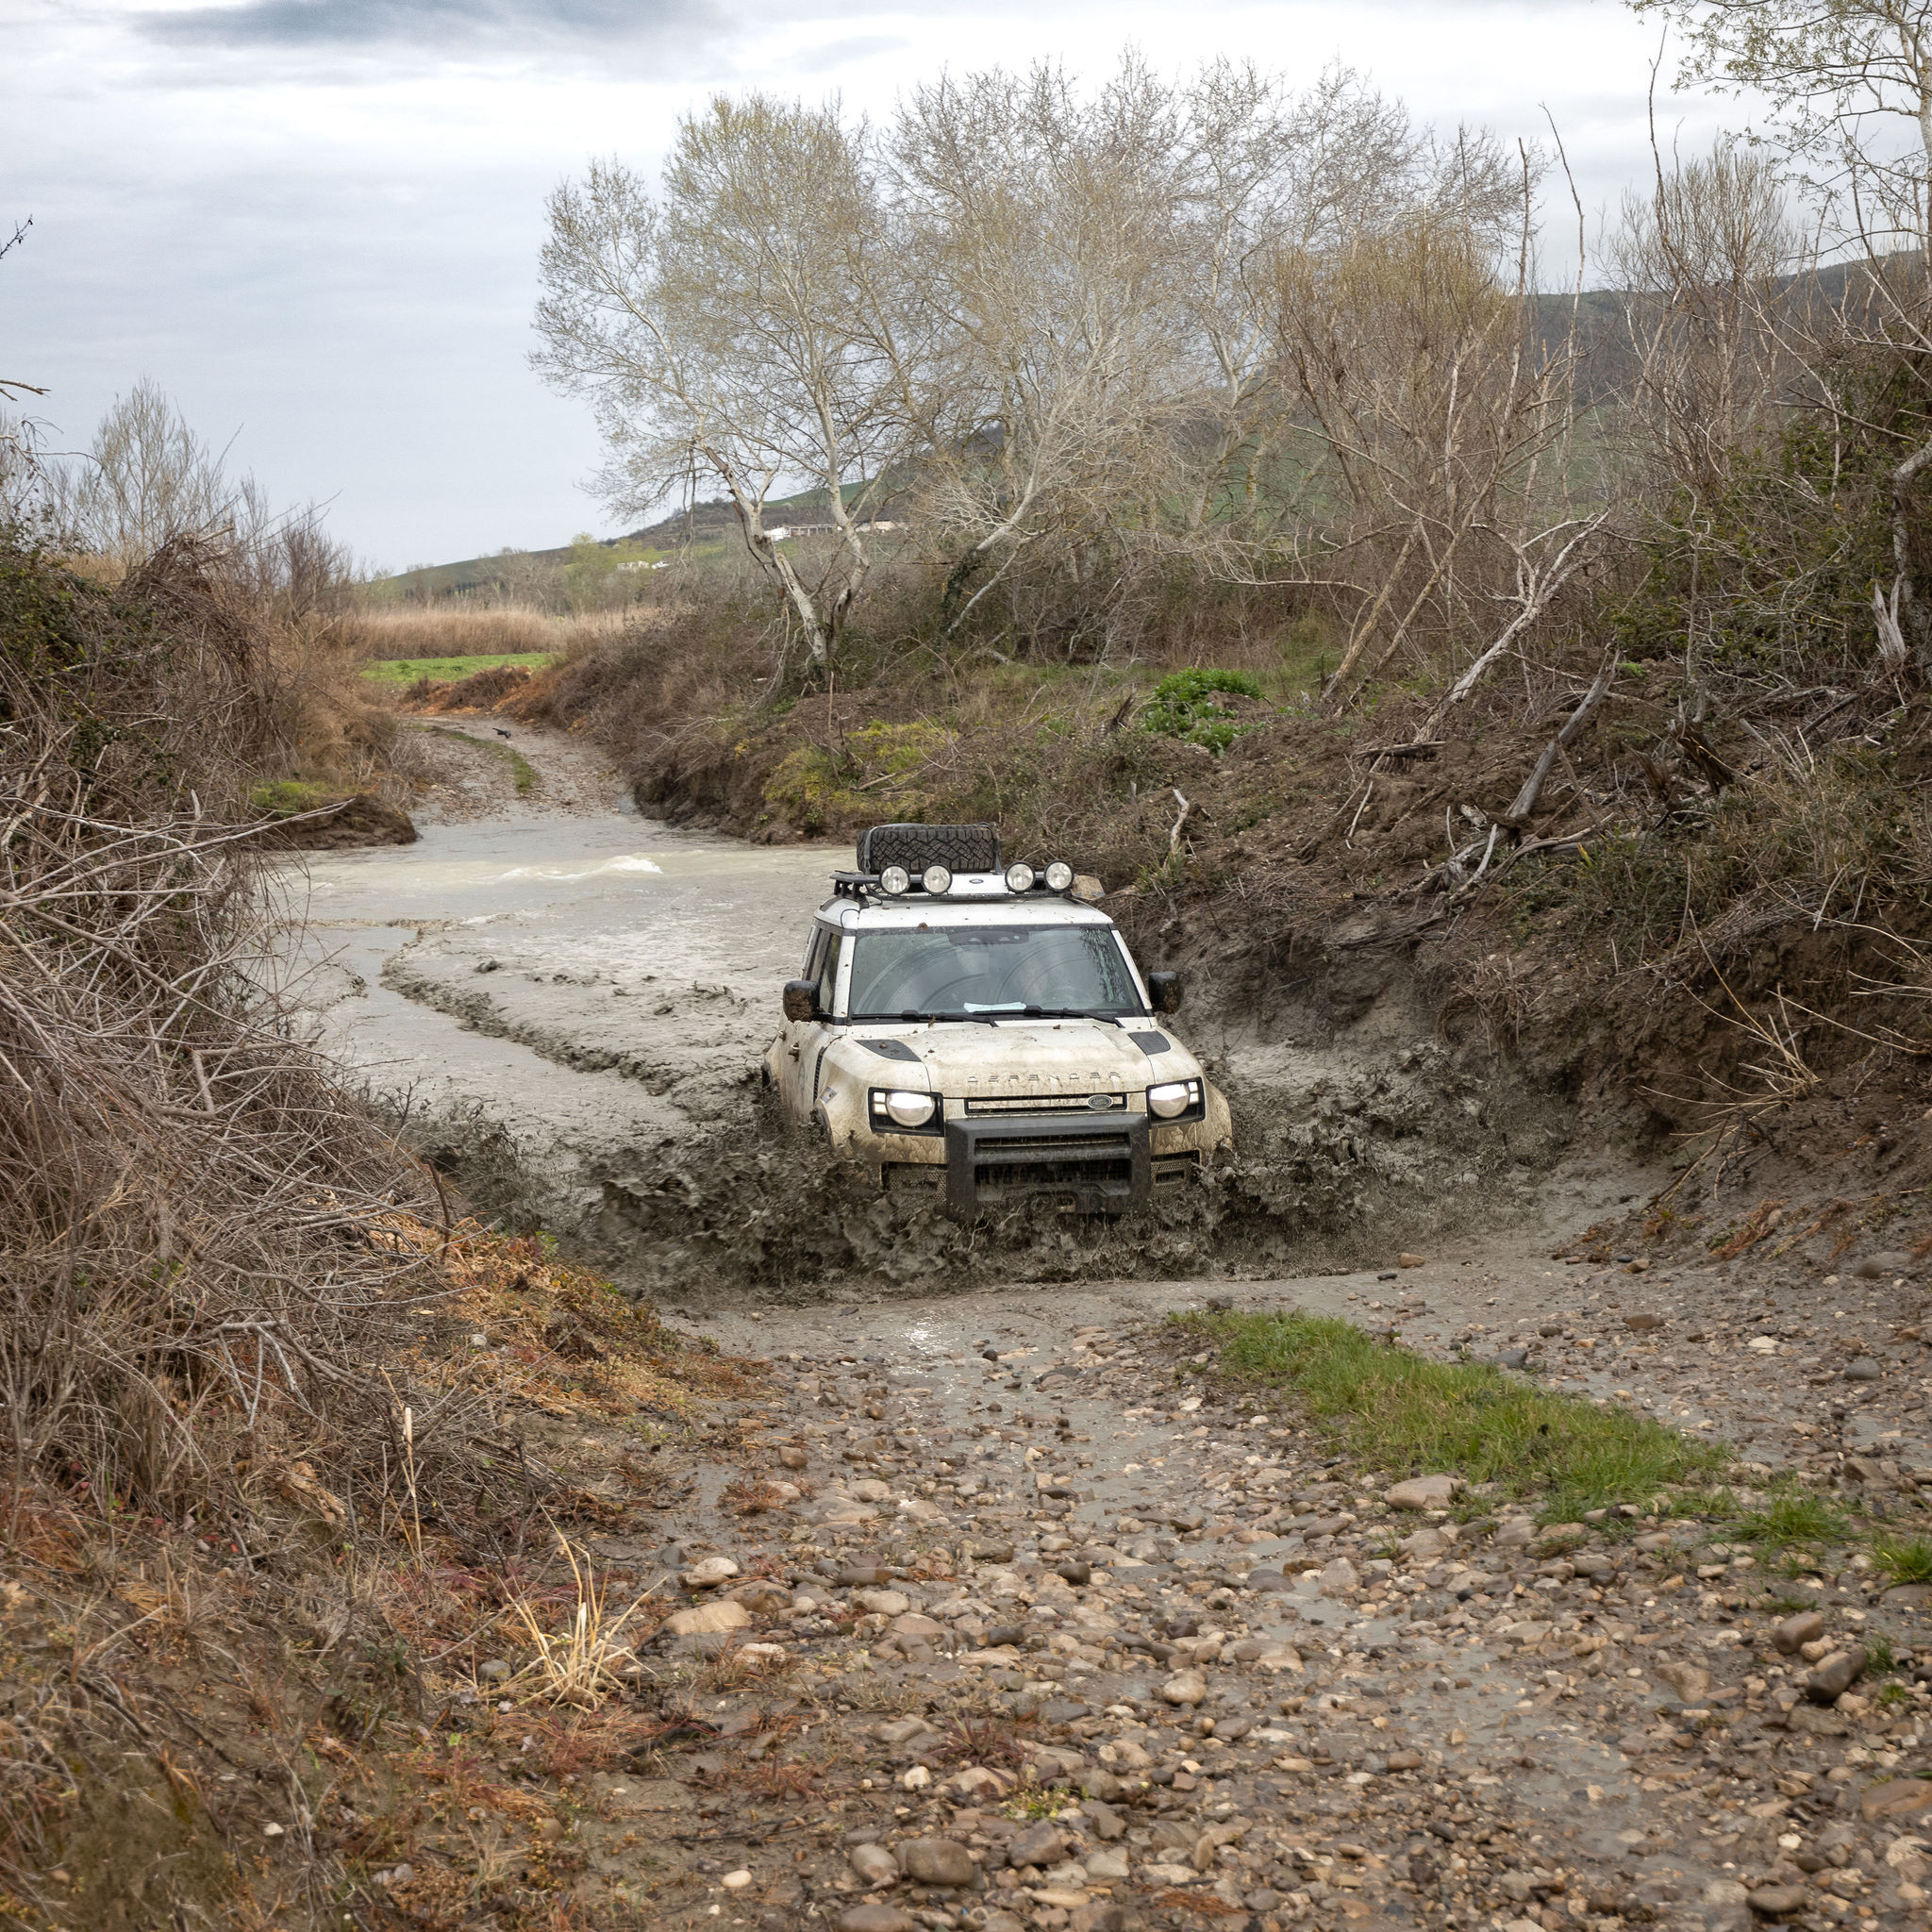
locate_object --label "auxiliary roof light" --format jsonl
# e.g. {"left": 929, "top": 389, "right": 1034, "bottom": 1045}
{"left": 879, "top": 863, "right": 910, "bottom": 895}
{"left": 1005, "top": 862, "right": 1036, "bottom": 892}
{"left": 922, "top": 864, "right": 953, "bottom": 895}
{"left": 1044, "top": 860, "right": 1074, "bottom": 891}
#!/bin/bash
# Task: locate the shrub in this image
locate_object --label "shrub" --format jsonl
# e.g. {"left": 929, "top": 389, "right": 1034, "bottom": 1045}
{"left": 1141, "top": 668, "right": 1267, "bottom": 755}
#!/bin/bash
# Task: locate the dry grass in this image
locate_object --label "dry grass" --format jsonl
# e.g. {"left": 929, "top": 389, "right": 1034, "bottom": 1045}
{"left": 505, "top": 1532, "right": 657, "bottom": 1708}
{"left": 341, "top": 605, "right": 639, "bottom": 666}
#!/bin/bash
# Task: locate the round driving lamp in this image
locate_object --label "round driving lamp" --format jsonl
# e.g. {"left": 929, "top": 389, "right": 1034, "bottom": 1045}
{"left": 922, "top": 864, "right": 953, "bottom": 895}
{"left": 1147, "top": 1081, "right": 1193, "bottom": 1119}
{"left": 1005, "top": 862, "right": 1036, "bottom": 892}
{"left": 1044, "top": 860, "right": 1074, "bottom": 891}
{"left": 883, "top": 1090, "right": 936, "bottom": 1129}
{"left": 879, "top": 863, "right": 910, "bottom": 895}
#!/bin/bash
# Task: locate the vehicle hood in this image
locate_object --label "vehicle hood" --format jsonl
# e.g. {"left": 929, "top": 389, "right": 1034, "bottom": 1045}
{"left": 830, "top": 1019, "right": 1201, "bottom": 1098}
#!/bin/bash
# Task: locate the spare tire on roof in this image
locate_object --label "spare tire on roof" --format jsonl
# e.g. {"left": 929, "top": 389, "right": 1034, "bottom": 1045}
{"left": 857, "top": 823, "right": 1001, "bottom": 874}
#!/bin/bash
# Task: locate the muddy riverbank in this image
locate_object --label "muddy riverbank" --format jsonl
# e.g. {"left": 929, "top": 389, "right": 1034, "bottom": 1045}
{"left": 287, "top": 720, "right": 1603, "bottom": 1304}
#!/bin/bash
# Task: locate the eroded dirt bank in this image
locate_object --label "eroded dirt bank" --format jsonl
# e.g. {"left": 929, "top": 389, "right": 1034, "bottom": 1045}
{"left": 289, "top": 721, "right": 1606, "bottom": 1304}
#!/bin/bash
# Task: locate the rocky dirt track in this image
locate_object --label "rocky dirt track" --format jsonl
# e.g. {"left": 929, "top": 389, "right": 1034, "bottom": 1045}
{"left": 396, "top": 1254, "right": 1932, "bottom": 1932}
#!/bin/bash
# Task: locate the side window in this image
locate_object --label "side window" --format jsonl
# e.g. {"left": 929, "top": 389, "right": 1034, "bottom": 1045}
{"left": 815, "top": 931, "right": 844, "bottom": 1016}
{"left": 803, "top": 927, "right": 827, "bottom": 982}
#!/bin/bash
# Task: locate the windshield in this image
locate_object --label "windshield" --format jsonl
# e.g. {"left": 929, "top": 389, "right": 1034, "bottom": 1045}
{"left": 847, "top": 925, "right": 1145, "bottom": 1019}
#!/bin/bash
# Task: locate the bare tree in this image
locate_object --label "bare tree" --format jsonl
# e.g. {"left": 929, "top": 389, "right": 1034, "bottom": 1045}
{"left": 533, "top": 97, "right": 913, "bottom": 676}
{"left": 890, "top": 57, "right": 1195, "bottom": 648}
{"left": 47, "top": 376, "right": 237, "bottom": 566}
{"left": 1607, "top": 139, "right": 1800, "bottom": 495}
{"left": 1635, "top": 0, "right": 1932, "bottom": 268}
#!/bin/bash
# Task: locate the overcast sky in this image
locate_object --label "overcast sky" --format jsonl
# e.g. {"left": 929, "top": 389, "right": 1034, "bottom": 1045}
{"left": 5, "top": 0, "right": 1738, "bottom": 572}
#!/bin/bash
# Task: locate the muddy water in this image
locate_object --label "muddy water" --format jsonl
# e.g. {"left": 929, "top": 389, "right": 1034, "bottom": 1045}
{"left": 286, "top": 759, "right": 841, "bottom": 1258}
{"left": 283, "top": 724, "right": 1653, "bottom": 1305}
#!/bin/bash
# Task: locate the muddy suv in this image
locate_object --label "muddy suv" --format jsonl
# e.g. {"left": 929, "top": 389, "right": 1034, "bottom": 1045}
{"left": 764, "top": 824, "right": 1232, "bottom": 1217}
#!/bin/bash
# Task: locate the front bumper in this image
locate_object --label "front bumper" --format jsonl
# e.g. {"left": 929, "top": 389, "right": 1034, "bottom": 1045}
{"left": 941, "top": 1110, "right": 1154, "bottom": 1218}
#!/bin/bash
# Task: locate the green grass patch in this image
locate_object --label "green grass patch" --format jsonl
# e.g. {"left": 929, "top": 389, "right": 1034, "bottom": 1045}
{"left": 360, "top": 651, "right": 559, "bottom": 685}
{"left": 1729, "top": 1489, "right": 1846, "bottom": 1549}
{"left": 429, "top": 725, "right": 538, "bottom": 795}
{"left": 1180, "top": 1309, "right": 1727, "bottom": 1519}
{"left": 1873, "top": 1533, "right": 1932, "bottom": 1585}
{"left": 248, "top": 778, "right": 343, "bottom": 818}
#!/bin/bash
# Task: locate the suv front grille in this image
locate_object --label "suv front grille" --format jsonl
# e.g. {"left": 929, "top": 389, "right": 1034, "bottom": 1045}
{"left": 962, "top": 1092, "right": 1126, "bottom": 1115}
{"left": 975, "top": 1156, "right": 1135, "bottom": 1191}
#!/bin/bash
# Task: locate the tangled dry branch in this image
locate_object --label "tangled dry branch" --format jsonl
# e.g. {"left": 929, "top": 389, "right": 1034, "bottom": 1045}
{"left": 0, "top": 541, "right": 441, "bottom": 1525}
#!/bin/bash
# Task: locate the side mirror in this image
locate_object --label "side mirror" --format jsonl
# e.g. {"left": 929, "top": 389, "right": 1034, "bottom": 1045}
{"left": 1146, "top": 971, "right": 1183, "bottom": 1015}
{"left": 782, "top": 979, "right": 818, "bottom": 1023}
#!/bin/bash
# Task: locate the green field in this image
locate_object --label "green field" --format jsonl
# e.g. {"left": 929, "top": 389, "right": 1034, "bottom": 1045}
{"left": 360, "top": 651, "right": 560, "bottom": 685}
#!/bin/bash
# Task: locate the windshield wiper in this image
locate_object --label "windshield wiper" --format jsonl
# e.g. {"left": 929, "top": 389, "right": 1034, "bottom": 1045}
{"left": 1012, "top": 1006, "right": 1136, "bottom": 1020}
{"left": 849, "top": 1009, "right": 1001, "bottom": 1026}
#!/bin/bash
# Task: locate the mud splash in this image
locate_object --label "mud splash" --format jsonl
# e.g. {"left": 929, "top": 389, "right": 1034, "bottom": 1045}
{"left": 288, "top": 726, "right": 1596, "bottom": 1304}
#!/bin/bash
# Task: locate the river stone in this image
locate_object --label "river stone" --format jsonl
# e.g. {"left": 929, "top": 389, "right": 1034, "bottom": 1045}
{"left": 1745, "top": 1885, "right": 1807, "bottom": 1916}
{"left": 898, "top": 1840, "right": 975, "bottom": 1887}
{"left": 1069, "top": 1907, "right": 1126, "bottom": 1932}
{"left": 1843, "top": 1360, "right": 1882, "bottom": 1382}
{"left": 1387, "top": 1475, "right": 1457, "bottom": 1509}
{"left": 850, "top": 1479, "right": 893, "bottom": 1502}
{"left": 1860, "top": 1777, "right": 1932, "bottom": 1823}
{"left": 850, "top": 1843, "right": 900, "bottom": 1888}
{"left": 1805, "top": 1648, "right": 1866, "bottom": 1702}
{"left": 665, "top": 1599, "right": 751, "bottom": 1636}
{"left": 1245, "top": 1569, "right": 1293, "bottom": 1592}
{"left": 1624, "top": 1313, "right": 1667, "bottom": 1333}
{"left": 838, "top": 1907, "right": 913, "bottom": 1932}
{"left": 891, "top": 1612, "right": 945, "bottom": 1641}
{"left": 1401, "top": 1526, "right": 1453, "bottom": 1559}
{"left": 855, "top": 1589, "right": 911, "bottom": 1617}
{"left": 681, "top": 1556, "right": 741, "bottom": 1588}
{"left": 1319, "top": 1557, "right": 1359, "bottom": 1594}
{"left": 1008, "top": 1823, "right": 1067, "bottom": 1869}
{"left": 1657, "top": 1662, "right": 1712, "bottom": 1705}
{"left": 778, "top": 1443, "right": 808, "bottom": 1470}
{"left": 1773, "top": 1611, "right": 1824, "bottom": 1655}
{"left": 1159, "top": 1669, "right": 1208, "bottom": 1706}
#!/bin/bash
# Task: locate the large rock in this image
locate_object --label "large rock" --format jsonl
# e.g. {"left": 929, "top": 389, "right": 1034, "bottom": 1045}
{"left": 1008, "top": 1822, "right": 1068, "bottom": 1869}
{"left": 664, "top": 1599, "right": 751, "bottom": 1637}
{"left": 854, "top": 1588, "right": 910, "bottom": 1618}
{"left": 1772, "top": 1611, "right": 1824, "bottom": 1655}
{"left": 1387, "top": 1474, "right": 1457, "bottom": 1510}
{"left": 1745, "top": 1886, "right": 1807, "bottom": 1917}
{"left": 1860, "top": 1778, "right": 1932, "bottom": 1824}
{"left": 1319, "top": 1557, "right": 1359, "bottom": 1595}
{"left": 1804, "top": 1648, "right": 1866, "bottom": 1703}
{"left": 838, "top": 1907, "right": 913, "bottom": 1932}
{"left": 1158, "top": 1669, "right": 1208, "bottom": 1707}
{"left": 1656, "top": 1662, "right": 1712, "bottom": 1706}
{"left": 850, "top": 1843, "right": 899, "bottom": 1888}
{"left": 898, "top": 1840, "right": 975, "bottom": 1887}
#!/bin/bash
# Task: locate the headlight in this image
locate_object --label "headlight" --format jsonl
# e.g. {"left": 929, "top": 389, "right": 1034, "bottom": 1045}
{"left": 1044, "top": 860, "right": 1074, "bottom": 891}
{"left": 879, "top": 863, "right": 910, "bottom": 895}
{"left": 922, "top": 864, "right": 952, "bottom": 895}
{"left": 871, "top": 1089, "right": 938, "bottom": 1130}
{"left": 1005, "top": 862, "right": 1036, "bottom": 891}
{"left": 1147, "top": 1079, "right": 1200, "bottom": 1119}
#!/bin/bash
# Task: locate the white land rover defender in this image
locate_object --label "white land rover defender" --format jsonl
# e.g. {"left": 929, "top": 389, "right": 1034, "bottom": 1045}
{"left": 763, "top": 824, "right": 1232, "bottom": 1218}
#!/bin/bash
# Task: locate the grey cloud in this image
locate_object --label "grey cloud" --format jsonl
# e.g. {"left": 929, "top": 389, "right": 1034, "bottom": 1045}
{"left": 147, "top": 0, "right": 726, "bottom": 52}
